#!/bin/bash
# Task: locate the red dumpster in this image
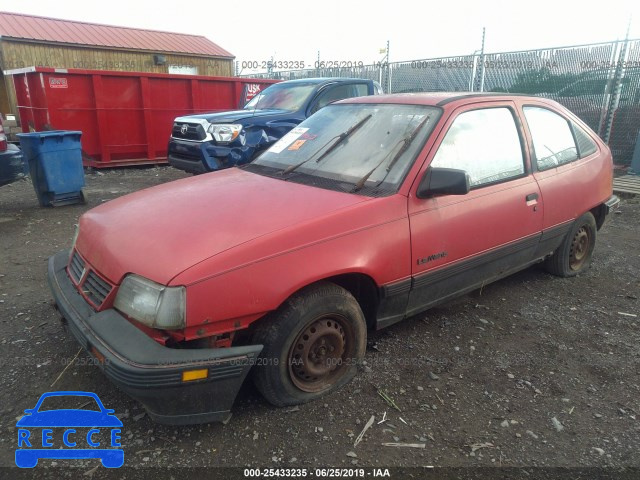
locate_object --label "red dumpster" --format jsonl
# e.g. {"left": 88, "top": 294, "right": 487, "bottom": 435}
{"left": 7, "top": 67, "right": 278, "bottom": 168}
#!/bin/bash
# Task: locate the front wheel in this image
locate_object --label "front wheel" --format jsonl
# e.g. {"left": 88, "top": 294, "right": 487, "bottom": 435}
{"left": 252, "top": 282, "right": 367, "bottom": 406}
{"left": 544, "top": 212, "right": 597, "bottom": 277}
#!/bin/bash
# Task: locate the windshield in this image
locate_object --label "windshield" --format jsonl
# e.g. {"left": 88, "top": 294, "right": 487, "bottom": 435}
{"left": 249, "top": 103, "right": 440, "bottom": 196}
{"left": 244, "top": 82, "right": 318, "bottom": 111}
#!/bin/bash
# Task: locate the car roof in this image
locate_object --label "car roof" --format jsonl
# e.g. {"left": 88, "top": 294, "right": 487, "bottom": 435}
{"left": 341, "top": 92, "right": 556, "bottom": 107}
{"left": 278, "top": 77, "right": 371, "bottom": 85}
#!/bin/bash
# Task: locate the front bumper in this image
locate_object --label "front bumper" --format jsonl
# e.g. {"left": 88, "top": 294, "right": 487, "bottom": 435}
{"left": 47, "top": 250, "right": 263, "bottom": 425}
{"left": 167, "top": 138, "right": 258, "bottom": 173}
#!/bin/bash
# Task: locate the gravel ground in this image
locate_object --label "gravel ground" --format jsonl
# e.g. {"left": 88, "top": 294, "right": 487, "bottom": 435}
{"left": 0, "top": 167, "right": 638, "bottom": 478}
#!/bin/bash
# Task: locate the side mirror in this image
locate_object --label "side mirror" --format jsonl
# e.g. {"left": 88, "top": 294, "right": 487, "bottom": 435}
{"left": 416, "top": 167, "right": 470, "bottom": 198}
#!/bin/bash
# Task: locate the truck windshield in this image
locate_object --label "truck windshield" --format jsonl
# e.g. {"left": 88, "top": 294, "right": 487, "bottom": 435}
{"left": 244, "top": 83, "right": 317, "bottom": 111}
{"left": 249, "top": 103, "right": 441, "bottom": 195}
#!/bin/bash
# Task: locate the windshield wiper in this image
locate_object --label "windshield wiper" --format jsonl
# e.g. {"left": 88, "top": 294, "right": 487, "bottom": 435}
{"left": 352, "top": 115, "right": 431, "bottom": 191}
{"left": 281, "top": 114, "right": 373, "bottom": 176}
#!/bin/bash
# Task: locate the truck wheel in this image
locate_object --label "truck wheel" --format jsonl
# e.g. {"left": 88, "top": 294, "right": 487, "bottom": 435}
{"left": 544, "top": 212, "right": 597, "bottom": 277}
{"left": 252, "top": 282, "right": 367, "bottom": 406}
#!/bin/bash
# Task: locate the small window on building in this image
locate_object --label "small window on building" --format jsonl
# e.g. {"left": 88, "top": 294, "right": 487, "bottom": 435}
{"left": 523, "top": 107, "right": 578, "bottom": 170}
{"left": 571, "top": 122, "right": 598, "bottom": 158}
{"left": 430, "top": 107, "right": 525, "bottom": 188}
{"left": 168, "top": 65, "right": 198, "bottom": 75}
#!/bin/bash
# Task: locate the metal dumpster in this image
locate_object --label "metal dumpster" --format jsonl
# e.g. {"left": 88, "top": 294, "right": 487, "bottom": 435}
{"left": 17, "top": 131, "right": 85, "bottom": 207}
{"left": 7, "top": 67, "right": 278, "bottom": 168}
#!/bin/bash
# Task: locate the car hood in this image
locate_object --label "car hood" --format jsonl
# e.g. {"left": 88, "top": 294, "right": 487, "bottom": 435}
{"left": 184, "top": 109, "right": 290, "bottom": 124}
{"left": 76, "top": 169, "right": 370, "bottom": 285}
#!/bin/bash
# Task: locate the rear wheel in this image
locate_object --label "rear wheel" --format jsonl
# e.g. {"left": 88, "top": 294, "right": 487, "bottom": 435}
{"left": 544, "top": 212, "right": 597, "bottom": 277}
{"left": 252, "top": 282, "right": 367, "bottom": 406}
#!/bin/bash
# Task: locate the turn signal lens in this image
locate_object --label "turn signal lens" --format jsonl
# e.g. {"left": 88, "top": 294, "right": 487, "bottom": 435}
{"left": 182, "top": 369, "right": 208, "bottom": 382}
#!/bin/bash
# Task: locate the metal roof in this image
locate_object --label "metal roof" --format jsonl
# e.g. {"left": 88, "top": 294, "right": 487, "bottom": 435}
{"left": 0, "top": 11, "right": 233, "bottom": 58}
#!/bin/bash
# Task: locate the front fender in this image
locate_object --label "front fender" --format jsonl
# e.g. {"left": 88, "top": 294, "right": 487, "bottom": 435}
{"left": 175, "top": 196, "right": 411, "bottom": 338}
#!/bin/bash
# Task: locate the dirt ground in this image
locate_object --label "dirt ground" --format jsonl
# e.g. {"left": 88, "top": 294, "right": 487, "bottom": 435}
{"left": 0, "top": 167, "right": 639, "bottom": 478}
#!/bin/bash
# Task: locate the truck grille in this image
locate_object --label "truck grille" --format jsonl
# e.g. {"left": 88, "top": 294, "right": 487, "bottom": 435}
{"left": 172, "top": 122, "right": 207, "bottom": 141}
{"left": 67, "top": 249, "right": 114, "bottom": 309}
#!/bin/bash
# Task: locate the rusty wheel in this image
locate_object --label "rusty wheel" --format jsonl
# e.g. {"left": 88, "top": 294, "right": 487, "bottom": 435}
{"left": 252, "top": 282, "right": 367, "bottom": 406}
{"left": 569, "top": 226, "right": 592, "bottom": 271}
{"left": 288, "top": 314, "right": 356, "bottom": 393}
{"left": 545, "top": 212, "right": 596, "bottom": 277}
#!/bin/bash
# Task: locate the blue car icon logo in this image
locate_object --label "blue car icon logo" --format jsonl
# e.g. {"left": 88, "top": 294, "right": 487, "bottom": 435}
{"left": 15, "top": 391, "right": 123, "bottom": 468}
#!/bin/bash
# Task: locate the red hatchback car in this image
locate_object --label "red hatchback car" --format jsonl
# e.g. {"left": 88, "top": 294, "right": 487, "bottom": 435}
{"left": 48, "top": 93, "right": 619, "bottom": 424}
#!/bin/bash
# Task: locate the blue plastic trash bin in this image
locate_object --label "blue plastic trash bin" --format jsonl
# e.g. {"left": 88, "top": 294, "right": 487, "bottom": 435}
{"left": 17, "top": 131, "right": 86, "bottom": 207}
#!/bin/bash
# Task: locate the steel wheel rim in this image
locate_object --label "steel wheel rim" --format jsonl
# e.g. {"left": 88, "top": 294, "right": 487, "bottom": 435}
{"left": 569, "top": 226, "right": 591, "bottom": 270}
{"left": 288, "top": 314, "right": 355, "bottom": 393}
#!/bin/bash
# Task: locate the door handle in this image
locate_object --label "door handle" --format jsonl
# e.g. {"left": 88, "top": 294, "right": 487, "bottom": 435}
{"left": 526, "top": 193, "right": 538, "bottom": 202}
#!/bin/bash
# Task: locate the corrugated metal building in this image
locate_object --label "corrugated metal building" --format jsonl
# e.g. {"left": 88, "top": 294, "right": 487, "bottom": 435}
{"left": 0, "top": 11, "right": 235, "bottom": 117}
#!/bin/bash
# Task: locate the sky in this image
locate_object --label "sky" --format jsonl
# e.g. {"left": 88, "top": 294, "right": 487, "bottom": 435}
{"left": 4, "top": 0, "right": 639, "bottom": 73}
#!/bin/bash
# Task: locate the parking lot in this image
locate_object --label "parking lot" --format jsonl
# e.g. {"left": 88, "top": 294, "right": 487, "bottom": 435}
{"left": 0, "top": 167, "right": 639, "bottom": 474}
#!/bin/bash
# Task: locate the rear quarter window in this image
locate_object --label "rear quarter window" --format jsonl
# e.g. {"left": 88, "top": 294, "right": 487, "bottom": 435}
{"left": 523, "top": 106, "right": 579, "bottom": 170}
{"left": 571, "top": 122, "right": 598, "bottom": 158}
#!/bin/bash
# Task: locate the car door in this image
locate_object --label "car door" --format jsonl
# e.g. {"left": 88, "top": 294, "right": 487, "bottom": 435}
{"left": 306, "top": 82, "right": 371, "bottom": 116}
{"left": 522, "top": 104, "right": 594, "bottom": 228}
{"left": 406, "top": 102, "right": 543, "bottom": 317}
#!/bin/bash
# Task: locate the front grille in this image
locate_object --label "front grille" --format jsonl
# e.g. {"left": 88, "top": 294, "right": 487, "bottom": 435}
{"left": 84, "top": 271, "right": 112, "bottom": 307}
{"left": 67, "top": 249, "right": 114, "bottom": 309}
{"left": 172, "top": 122, "right": 206, "bottom": 141}
{"left": 68, "top": 251, "right": 85, "bottom": 284}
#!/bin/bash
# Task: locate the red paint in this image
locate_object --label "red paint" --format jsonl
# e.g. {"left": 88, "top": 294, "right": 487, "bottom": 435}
{"left": 9, "top": 67, "right": 278, "bottom": 167}
{"left": 71, "top": 93, "right": 613, "bottom": 342}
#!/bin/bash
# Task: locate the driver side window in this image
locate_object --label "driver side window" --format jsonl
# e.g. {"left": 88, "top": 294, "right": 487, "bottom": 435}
{"left": 430, "top": 107, "right": 525, "bottom": 188}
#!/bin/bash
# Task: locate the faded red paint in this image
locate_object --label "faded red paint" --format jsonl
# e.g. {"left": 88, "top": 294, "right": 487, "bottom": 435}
{"left": 71, "top": 93, "right": 614, "bottom": 342}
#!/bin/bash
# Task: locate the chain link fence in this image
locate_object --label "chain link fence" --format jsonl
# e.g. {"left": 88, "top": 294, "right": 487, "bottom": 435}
{"left": 242, "top": 39, "right": 640, "bottom": 165}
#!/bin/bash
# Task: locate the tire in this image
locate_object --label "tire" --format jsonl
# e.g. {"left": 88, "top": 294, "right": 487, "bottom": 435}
{"left": 252, "top": 282, "right": 367, "bottom": 407}
{"left": 544, "top": 212, "right": 597, "bottom": 277}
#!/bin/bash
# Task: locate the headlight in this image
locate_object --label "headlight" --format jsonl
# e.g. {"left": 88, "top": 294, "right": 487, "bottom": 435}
{"left": 114, "top": 275, "right": 186, "bottom": 330}
{"left": 208, "top": 124, "right": 242, "bottom": 144}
